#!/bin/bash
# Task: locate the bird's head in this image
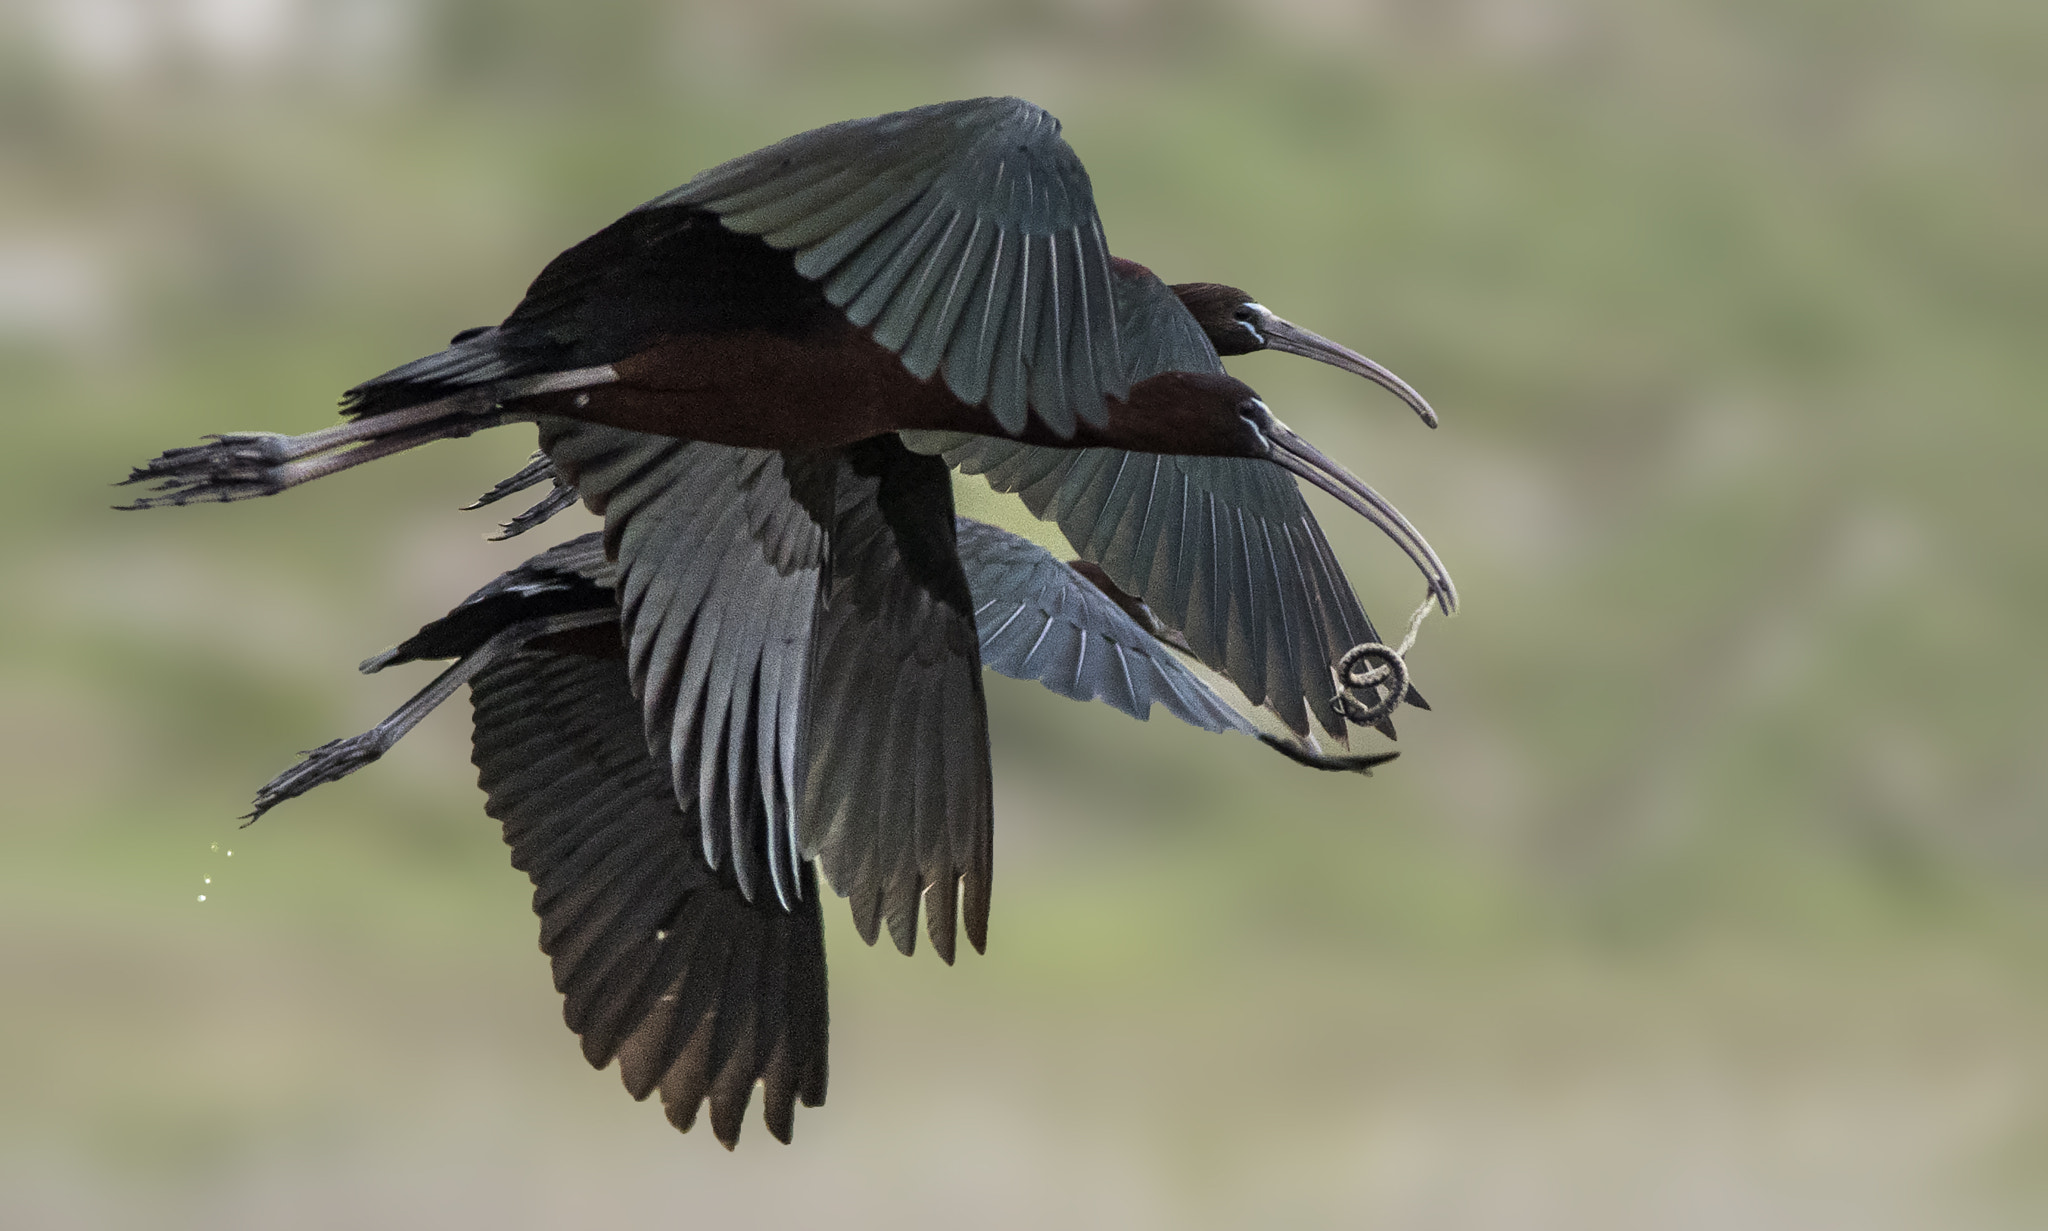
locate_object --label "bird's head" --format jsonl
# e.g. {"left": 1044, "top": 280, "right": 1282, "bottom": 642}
{"left": 1170, "top": 282, "right": 1439, "bottom": 429}
{"left": 1119, "top": 372, "right": 1457, "bottom": 614}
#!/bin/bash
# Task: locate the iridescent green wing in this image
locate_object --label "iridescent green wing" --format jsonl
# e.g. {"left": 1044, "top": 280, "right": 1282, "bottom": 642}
{"left": 659, "top": 97, "right": 1127, "bottom": 438}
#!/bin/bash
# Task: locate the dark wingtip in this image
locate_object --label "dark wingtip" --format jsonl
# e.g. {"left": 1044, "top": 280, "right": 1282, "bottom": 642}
{"left": 238, "top": 796, "right": 279, "bottom": 827}
{"left": 486, "top": 483, "right": 580, "bottom": 541}
{"left": 849, "top": 896, "right": 883, "bottom": 948}
{"left": 709, "top": 1086, "right": 751, "bottom": 1150}
{"left": 888, "top": 925, "right": 917, "bottom": 958}
{"left": 965, "top": 875, "right": 990, "bottom": 956}
{"left": 761, "top": 1067, "right": 800, "bottom": 1144}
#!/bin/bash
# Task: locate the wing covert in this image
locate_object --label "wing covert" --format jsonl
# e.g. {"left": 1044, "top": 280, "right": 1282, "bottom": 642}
{"left": 953, "top": 517, "right": 1254, "bottom": 736}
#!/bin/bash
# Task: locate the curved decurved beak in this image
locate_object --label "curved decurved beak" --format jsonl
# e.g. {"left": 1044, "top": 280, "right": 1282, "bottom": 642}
{"left": 1254, "top": 406, "right": 1458, "bottom": 614}
{"left": 1257, "top": 312, "right": 1439, "bottom": 429}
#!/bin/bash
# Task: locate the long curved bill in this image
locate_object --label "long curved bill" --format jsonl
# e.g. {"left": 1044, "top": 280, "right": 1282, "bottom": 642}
{"left": 1257, "top": 313, "right": 1439, "bottom": 429}
{"left": 1259, "top": 411, "right": 1459, "bottom": 614}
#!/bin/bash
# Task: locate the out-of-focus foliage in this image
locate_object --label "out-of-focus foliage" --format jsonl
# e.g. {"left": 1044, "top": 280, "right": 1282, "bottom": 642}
{"left": 3, "top": 0, "right": 2044, "bottom": 1226}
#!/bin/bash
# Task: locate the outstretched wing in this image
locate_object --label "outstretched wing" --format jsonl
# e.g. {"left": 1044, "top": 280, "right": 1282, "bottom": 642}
{"left": 539, "top": 420, "right": 834, "bottom": 914}
{"left": 954, "top": 517, "right": 1254, "bottom": 736}
{"left": 907, "top": 262, "right": 1396, "bottom": 742}
{"left": 540, "top": 424, "right": 993, "bottom": 964}
{"left": 799, "top": 437, "right": 993, "bottom": 963}
{"left": 349, "top": 99, "right": 1123, "bottom": 438}
{"left": 471, "top": 646, "right": 829, "bottom": 1148}
{"left": 931, "top": 441, "right": 1391, "bottom": 742}
{"left": 656, "top": 97, "right": 1126, "bottom": 439}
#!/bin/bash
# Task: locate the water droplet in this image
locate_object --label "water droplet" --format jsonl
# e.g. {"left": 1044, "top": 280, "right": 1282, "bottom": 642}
{"left": 655, "top": 929, "right": 668, "bottom": 941}
{"left": 225, "top": 850, "right": 233, "bottom": 857}
{"left": 197, "top": 894, "right": 207, "bottom": 902}
{"left": 209, "top": 842, "right": 220, "bottom": 853}
{"left": 203, "top": 878, "right": 211, "bottom": 885}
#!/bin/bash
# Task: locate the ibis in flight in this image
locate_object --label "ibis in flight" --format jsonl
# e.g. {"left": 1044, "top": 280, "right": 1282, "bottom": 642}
{"left": 122, "top": 98, "right": 1457, "bottom": 1142}
{"left": 122, "top": 98, "right": 1457, "bottom": 730}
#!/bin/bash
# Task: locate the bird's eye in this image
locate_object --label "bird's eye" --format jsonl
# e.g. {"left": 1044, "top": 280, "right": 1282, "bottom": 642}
{"left": 1233, "top": 306, "right": 1255, "bottom": 322}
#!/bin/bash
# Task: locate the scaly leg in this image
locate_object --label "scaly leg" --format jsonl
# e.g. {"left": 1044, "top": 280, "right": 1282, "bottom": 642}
{"left": 116, "top": 368, "right": 618, "bottom": 509}
{"left": 118, "top": 390, "right": 514, "bottom": 509}
{"left": 244, "top": 610, "right": 614, "bottom": 821}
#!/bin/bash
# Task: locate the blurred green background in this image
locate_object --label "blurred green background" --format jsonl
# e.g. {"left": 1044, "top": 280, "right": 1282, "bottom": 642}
{"left": 4, "top": 0, "right": 2044, "bottom": 1226}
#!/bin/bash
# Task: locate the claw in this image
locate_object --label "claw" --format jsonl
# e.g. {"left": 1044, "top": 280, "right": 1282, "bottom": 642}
{"left": 119, "top": 432, "right": 294, "bottom": 483}
{"left": 489, "top": 482, "right": 580, "bottom": 540}
{"left": 238, "top": 610, "right": 611, "bottom": 824}
{"left": 465, "top": 452, "right": 555, "bottom": 510}
{"left": 117, "top": 434, "right": 310, "bottom": 508}
{"left": 117, "top": 391, "right": 518, "bottom": 510}
{"left": 244, "top": 730, "right": 393, "bottom": 823}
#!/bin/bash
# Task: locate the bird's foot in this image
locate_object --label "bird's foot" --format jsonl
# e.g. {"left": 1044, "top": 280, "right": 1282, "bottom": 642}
{"left": 244, "top": 729, "right": 392, "bottom": 823}
{"left": 118, "top": 396, "right": 516, "bottom": 510}
{"left": 464, "top": 452, "right": 554, "bottom": 509}
{"left": 468, "top": 453, "right": 581, "bottom": 540}
{"left": 116, "top": 434, "right": 313, "bottom": 508}
{"left": 489, "top": 482, "right": 580, "bottom": 540}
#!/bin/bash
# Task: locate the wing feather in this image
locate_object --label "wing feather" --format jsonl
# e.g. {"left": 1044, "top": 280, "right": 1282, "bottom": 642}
{"left": 899, "top": 431, "right": 1397, "bottom": 741}
{"left": 798, "top": 437, "right": 993, "bottom": 963}
{"left": 541, "top": 421, "right": 834, "bottom": 907}
{"left": 657, "top": 97, "right": 1125, "bottom": 438}
{"left": 894, "top": 253, "right": 1413, "bottom": 740}
{"left": 952, "top": 518, "right": 1254, "bottom": 735}
{"left": 471, "top": 648, "right": 829, "bottom": 1147}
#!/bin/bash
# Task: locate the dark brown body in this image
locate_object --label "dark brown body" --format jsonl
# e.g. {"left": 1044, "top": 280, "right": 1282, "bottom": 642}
{"left": 341, "top": 202, "right": 1267, "bottom": 458}
{"left": 513, "top": 322, "right": 1260, "bottom": 457}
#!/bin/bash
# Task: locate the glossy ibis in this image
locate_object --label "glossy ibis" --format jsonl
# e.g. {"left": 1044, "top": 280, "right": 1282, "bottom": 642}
{"left": 121, "top": 97, "right": 1455, "bottom": 741}
{"left": 251, "top": 518, "right": 1393, "bottom": 1146}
